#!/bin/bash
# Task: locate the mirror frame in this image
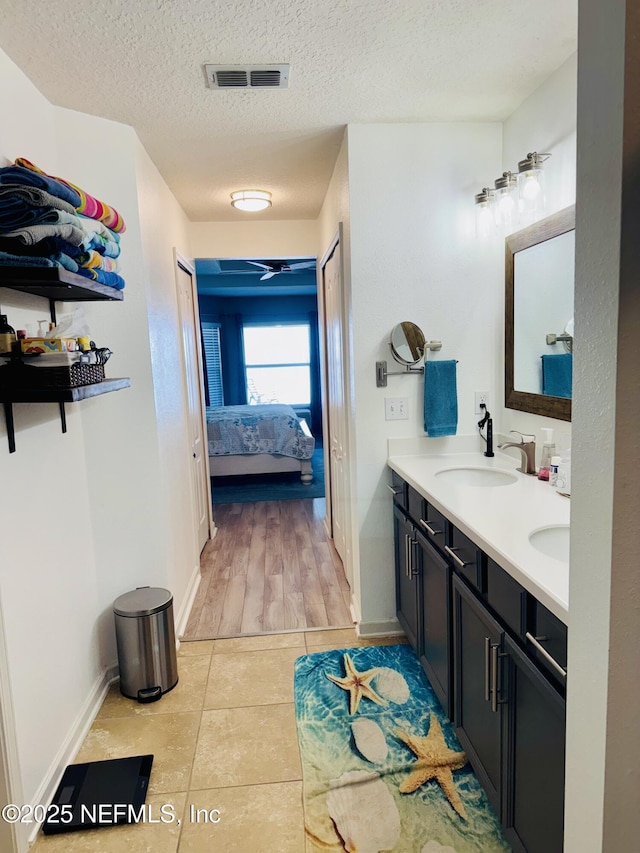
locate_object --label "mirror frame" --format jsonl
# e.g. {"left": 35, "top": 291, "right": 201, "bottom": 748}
{"left": 505, "top": 205, "right": 575, "bottom": 422}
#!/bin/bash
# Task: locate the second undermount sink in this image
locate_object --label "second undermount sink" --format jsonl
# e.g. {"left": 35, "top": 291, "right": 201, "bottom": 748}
{"left": 434, "top": 466, "right": 518, "bottom": 487}
{"left": 529, "top": 525, "right": 570, "bottom": 563}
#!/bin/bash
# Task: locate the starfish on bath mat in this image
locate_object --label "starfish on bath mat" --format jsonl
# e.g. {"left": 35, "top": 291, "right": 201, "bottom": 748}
{"left": 396, "top": 713, "right": 468, "bottom": 819}
{"left": 325, "top": 652, "right": 387, "bottom": 715}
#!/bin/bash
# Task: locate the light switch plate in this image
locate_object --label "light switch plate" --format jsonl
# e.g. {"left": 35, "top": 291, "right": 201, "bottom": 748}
{"left": 385, "top": 397, "right": 408, "bottom": 420}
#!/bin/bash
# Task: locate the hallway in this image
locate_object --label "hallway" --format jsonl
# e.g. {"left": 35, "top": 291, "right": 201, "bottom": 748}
{"left": 184, "top": 499, "right": 352, "bottom": 639}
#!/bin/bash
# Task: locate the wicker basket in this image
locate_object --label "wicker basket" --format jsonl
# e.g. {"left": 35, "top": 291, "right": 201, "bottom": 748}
{"left": 0, "top": 360, "right": 106, "bottom": 388}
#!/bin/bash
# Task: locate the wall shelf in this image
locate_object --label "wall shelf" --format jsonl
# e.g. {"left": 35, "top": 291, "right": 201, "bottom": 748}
{"left": 0, "top": 267, "right": 129, "bottom": 452}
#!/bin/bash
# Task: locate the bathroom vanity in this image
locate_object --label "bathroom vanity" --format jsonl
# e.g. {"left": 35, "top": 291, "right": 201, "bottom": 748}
{"left": 388, "top": 450, "right": 569, "bottom": 853}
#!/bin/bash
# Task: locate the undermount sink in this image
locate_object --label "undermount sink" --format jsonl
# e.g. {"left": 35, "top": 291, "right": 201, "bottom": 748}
{"left": 434, "top": 467, "right": 518, "bottom": 487}
{"left": 529, "top": 525, "right": 570, "bottom": 563}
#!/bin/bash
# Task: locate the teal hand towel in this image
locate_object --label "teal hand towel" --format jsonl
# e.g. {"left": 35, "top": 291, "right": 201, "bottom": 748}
{"left": 424, "top": 360, "right": 458, "bottom": 437}
{"left": 541, "top": 353, "right": 572, "bottom": 398}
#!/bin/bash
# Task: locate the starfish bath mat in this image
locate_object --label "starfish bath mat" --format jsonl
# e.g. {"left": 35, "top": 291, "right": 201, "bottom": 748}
{"left": 294, "top": 644, "right": 511, "bottom": 853}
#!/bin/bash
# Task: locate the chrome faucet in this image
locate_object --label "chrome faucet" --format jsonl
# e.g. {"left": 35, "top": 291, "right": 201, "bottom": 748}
{"left": 498, "top": 431, "right": 537, "bottom": 475}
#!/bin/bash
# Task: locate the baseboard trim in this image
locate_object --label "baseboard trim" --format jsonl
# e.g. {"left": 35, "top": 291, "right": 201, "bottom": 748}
{"left": 175, "top": 561, "right": 202, "bottom": 641}
{"left": 357, "top": 617, "right": 403, "bottom": 638}
{"left": 349, "top": 596, "right": 361, "bottom": 626}
{"left": 24, "top": 665, "right": 116, "bottom": 849}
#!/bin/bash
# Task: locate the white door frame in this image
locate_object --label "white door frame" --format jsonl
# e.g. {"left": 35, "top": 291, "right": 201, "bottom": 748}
{"left": 174, "top": 251, "right": 215, "bottom": 543}
{"left": 0, "top": 589, "right": 23, "bottom": 853}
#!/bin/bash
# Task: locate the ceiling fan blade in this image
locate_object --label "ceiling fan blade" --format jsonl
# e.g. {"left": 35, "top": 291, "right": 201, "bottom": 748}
{"left": 260, "top": 271, "right": 278, "bottom": 280}
{"left": 287, "top": 261, "right": 316, "bottom": 270}
{"left": 247, "top": 261, "right": 272, "bottom": 271}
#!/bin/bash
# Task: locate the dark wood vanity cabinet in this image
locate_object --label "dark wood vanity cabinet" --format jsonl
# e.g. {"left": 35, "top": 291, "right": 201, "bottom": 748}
{"left": 391, "top": 471, "right": 566, "bottom": 852}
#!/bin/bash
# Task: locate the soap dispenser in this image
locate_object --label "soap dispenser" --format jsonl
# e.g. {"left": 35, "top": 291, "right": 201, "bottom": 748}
{"left": 537, "top": 428, "right": 556, "bottom": 481}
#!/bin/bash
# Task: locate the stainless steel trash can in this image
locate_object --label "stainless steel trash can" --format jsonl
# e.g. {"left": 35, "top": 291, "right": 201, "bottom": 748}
{"left": 113, "top": 586, "right": 179, "bottom": 703}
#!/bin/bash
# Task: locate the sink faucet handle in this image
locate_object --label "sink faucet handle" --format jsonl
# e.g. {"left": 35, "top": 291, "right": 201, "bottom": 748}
{"left": 508, "top": 430, "right": 535, "bottom": 444}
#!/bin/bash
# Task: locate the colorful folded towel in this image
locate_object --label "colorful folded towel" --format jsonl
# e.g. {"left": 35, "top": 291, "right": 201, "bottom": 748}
{"left": 0, "top": 183, "right": 76, "bottom": 213}
{"left": 15, "top": 158, "right": 126, "bottom": 234}
{"left": 49, "top": 252, "right": 80, "bottom": 273}
{"left": 0, "top": 221, "right": 86, "bottom": 248}
{"left": 77, "top": 250, "right": 120, "bottom": 273}
{"left": 77, "top": 214, "right": 121, "bottom": 244}
{"left": 76, "top": 266, "right": 125, "bottom": 290}
{"left": 0, "top": 250, "right": 62, "bottom": 268}
{"left": 0, "top": 200, "right": 51, "bottom": 233}
{"left": 0, "top": 236, "right": 84, "bottom": 258}
{"left": 0, "top": 165, "right": 81, "bottom": 208}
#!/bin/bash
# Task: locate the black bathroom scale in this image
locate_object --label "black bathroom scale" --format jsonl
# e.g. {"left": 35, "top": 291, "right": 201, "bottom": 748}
{"left": 42, "top": 754, "right": 153, "bottom": 835}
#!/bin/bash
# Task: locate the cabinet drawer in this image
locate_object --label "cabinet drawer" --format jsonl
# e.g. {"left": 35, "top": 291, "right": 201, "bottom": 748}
{"left": 388, "top": 470, "right": 407, "bottom": 509}
{"left": 415, "top": 503, "right": 449, "bottom": 553}
{"left": 486, "top": 558, "right": 524, "bottom": 637}
{"left": 407, "top": 484, "right": 425, "bottom": 525}
{"left": 526, "top": 600, "right": 568, "bottom": 683}
{"left": 446, "top": 526, "right": 485, "bottom": 592}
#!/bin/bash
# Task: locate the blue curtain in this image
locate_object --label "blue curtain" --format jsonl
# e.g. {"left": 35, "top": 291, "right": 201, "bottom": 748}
{"left": 220, "top": 313, "right": 247, "bottom": 404}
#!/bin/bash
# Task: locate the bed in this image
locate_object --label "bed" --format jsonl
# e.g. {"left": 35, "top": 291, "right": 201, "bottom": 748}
{"left": 206, "top": 403, "right": 315, "bottom": 484}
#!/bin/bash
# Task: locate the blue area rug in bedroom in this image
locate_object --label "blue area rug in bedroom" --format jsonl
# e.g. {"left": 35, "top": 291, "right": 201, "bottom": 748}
{"left": 211, "top": 447, "right": 325, "bottom": 503}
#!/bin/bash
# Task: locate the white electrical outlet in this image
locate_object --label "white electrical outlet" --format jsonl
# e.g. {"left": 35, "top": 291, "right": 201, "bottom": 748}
{"left": 475, "top": 391, "right": 490, "bottom": 415}
{"left": 385, "top": 397, "right": 409, "bottom": 420}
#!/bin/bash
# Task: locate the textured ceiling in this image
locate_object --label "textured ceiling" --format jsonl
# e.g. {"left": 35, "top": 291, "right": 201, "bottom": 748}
{"left": 0, "top": 0, "right": 577, "bottom": 222}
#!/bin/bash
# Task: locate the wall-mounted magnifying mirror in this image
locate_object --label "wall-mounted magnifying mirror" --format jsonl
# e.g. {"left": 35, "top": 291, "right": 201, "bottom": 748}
{"left": 390, "top": 321, "right": 426, "bottom": 366}
{"left": 505, "top": 205, "right": 574, "bottom": 421}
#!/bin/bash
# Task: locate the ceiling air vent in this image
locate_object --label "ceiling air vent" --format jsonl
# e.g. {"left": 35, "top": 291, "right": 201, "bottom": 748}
{"left": 205, "top": 64, "right": 290, "bottom": 90}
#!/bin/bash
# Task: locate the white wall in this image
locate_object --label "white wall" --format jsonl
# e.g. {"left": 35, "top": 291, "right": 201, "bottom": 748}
{"left": 189, "top": 219, "right": 317, "bottom": 259}
{"left": 0, "top": 47, "right": 197, "bottom": 836}
{"left": 499, "top": 53, "right": 577, "bottom": 451}
{"left": 345, "top": 122, "right": 503, "bottom": 629}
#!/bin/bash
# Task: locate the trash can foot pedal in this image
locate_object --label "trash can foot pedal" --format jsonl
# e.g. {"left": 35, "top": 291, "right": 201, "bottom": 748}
{"left": 137, "top": 686, "right": 162, "bottom": 703}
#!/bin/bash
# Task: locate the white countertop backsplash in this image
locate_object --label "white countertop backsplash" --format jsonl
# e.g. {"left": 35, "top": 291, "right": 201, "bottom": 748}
{"left": 387, "top": 437, "right": 570, "bottom": 624}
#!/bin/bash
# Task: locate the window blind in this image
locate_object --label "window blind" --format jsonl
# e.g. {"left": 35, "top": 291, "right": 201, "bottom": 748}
{"left": 202, "top": 323, "right": 224, "bottom": 407}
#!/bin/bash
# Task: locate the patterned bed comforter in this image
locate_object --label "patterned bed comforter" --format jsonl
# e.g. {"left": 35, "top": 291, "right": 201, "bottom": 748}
{"left": 206, "top": 404, "right": 315, "bottom": 460}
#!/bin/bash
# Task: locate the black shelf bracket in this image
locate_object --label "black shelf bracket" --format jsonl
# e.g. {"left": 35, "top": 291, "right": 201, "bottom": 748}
{"left": 3, "top": 403, "right": 15, "bottom": 453}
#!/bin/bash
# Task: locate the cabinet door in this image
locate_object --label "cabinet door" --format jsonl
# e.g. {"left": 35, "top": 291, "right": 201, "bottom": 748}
{"left": 452, "top": 574, "right": 503, "bottom": 815}
{"left": 417, "top": 530, "right": 451, "bottom": 717}
{"left": 393, "top": 505, "right": 420, "bottom": 652}
{"left": 502, "top": 635, "right": 565, "bottom": 853}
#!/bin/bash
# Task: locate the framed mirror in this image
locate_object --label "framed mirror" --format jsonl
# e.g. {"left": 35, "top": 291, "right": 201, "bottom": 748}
{"left": 390, "top": 321, "right": 426, "bottom": 365}
{"left": 505, "top": 205, "right": 575, "bottom": 421}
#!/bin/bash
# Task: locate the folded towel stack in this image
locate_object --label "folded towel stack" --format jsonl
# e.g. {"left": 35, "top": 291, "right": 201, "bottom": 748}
{"left": 0, "top": 158, "right": 125, "bottom": 290}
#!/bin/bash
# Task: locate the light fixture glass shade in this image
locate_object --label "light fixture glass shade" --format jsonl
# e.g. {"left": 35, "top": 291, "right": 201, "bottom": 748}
{"left": 494, "top": 172, "right": 519, "bottom": 232}
{"left": 230, "top": 190, "right": 272, "bottom": 211}
{"left": 517, "top": 153, "right": 548, "bottom": 221}
{"left": 475, "top": 187, "right": 495, "bottom": 238}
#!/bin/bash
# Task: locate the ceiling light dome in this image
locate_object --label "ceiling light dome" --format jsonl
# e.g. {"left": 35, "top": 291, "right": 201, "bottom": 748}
{"left": 230, "top": 190, "right": 272, "bottom": 212}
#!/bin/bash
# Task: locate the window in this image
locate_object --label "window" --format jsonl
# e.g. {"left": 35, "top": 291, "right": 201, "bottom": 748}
{"left": 243, "top": 323, "right": 311, "bottom": 405}
{"left": 201, "top": 323, "right": 224, "bottom": 407}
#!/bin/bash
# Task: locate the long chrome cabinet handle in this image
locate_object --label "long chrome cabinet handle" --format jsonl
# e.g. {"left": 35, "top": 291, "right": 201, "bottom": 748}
{"left": 491, "top": 643, "right": 499, "bottom": 712}
{"left": 404, "top": 533, "right": 410, "bottom": 579}
{"left": 525, "top": 632, "right": 567, "bottom": 679}
{"left": 484, "top": 637, "right": 491, "bottom": 702}
{"left": 419, "top": 519, "right": 441, "bottom": 535}
{"left": 410, "top": 538, "right": 418, "bottom": 578}
{"left": 387, "top": 484, "right": 402, "bottom": 495}
{"left": 444, "top": 545, "right": 470, "bottom": 569}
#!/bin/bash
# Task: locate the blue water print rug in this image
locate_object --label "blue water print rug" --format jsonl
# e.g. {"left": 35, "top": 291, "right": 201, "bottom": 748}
{"left": 294, "top": 644, "right": 510, "bottom": 853}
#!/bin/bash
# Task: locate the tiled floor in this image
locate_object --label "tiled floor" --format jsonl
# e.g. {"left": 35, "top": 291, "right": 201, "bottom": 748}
{"left": 31, "top": 628, "right": 406, "bottom": 853}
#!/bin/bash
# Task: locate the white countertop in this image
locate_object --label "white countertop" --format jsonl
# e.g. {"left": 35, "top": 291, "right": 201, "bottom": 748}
{"left": 387, "top": 450, "right": 570, "bottom": 624}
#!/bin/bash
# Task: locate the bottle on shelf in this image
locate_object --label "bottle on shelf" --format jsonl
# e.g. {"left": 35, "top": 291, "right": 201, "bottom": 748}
{"left": 537, "top": 427, "right": 556, "bottom": 481}
{"left": 0, "top": 314, "right": 16, "bottom": 354}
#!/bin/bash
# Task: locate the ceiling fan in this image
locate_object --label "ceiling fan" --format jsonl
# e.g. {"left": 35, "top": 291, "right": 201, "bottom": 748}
{"left": 246, "top": 259, "right": 316, "bottom": 280}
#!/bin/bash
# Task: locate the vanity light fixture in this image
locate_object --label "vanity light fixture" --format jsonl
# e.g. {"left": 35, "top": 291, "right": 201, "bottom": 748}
{"left": 474, "top": 187, "right": 495, "bottom": 238}
{"left": 230, "top": 189, "right": 272, "bottom": 212}
{"left": 494, "top": 171, "right": 519, "bottom": 231}
{"left": 517, "top": 152, "right": 551, "bottom": 218}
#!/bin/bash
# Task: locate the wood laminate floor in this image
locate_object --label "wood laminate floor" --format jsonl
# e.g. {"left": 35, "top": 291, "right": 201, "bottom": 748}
{"left": 183, "top": 498, "right": 353, "bottom": 640}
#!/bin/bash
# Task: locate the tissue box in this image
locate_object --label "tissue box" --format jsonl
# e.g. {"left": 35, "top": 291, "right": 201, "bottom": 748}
{"left": 21, "top": 337, "right": 77, "bottom": 354}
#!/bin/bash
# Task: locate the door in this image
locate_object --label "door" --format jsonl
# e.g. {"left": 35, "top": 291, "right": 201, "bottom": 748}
{"left": 393, "top": 506, "right": 420, "bottom": 651}
{"left": 453, "top": 574, "right": 503, "bottom": 815}
{"left": 176, "top": 257, "right": 210, "bottom": 552}
{"left": 502, "top": 634, "right": 565, "bottom": 853}
{"left": 417, "top": 530, "right": 452, "bottom": 718}
{"left": 322, "top": 238, "right": 350, "bottom": 575}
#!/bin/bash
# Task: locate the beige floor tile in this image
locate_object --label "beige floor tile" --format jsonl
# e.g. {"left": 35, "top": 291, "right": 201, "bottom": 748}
{"left": 357, "top": 634, "right": 408, "bottom": 646}
{"left": 213, "top": 632, "right": 305, "bottom": 653}
{"left": 304, "top": 627, "right": 357, "bottom": 647}
{"left": 190, "top": 704, "right": 301, "bottom": 789}
{"left": 178, "top": 782, "right": 304, "bottom": 853}
{"left": 30, "top": 792, "right": 187, "bottom": 853}
{"left": 204, "top": 647, "right": 303, "bottom": 709}
{"left": 75, "top": 713, "right": 201, "bottom": 795}
{"left": 97, "top": 656, "right": 210, "bottom": 718}
{"left": 178, "top": 640, "right": 215, "bottom": 656}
